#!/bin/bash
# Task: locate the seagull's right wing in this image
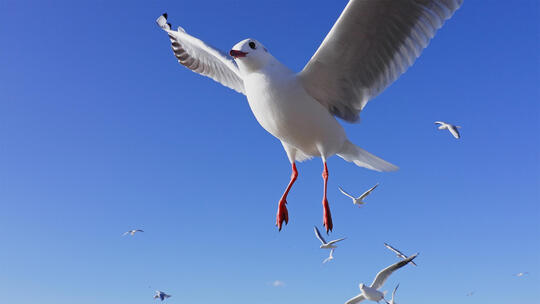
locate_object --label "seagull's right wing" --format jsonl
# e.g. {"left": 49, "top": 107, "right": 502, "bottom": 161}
{"left": 156, "top": 14, "right": 245, "bottom": 94}
{"left": 449, "top": 126, "right": 460, "bottom": 139}
{"left": 345, "top": 294, "right": 366, "bottom": 304}
{"left": 328, "top": 237, "right": 346, "bottom": 245}
{"left": 314, "top": 226, "right": 327, "bottom": 244}
{"left": 384, "top": 243, "right": 406, "bottom": 259}
{"left": 370, "top": 253, "right": 418, "bottom": 290}
{"left": 434, "top": 121, "right": 445, "bottom": 126}
{"left": 298, "top": 0, "right": 463, "bottom": 122}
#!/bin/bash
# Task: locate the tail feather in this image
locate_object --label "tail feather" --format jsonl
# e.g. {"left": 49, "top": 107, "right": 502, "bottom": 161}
{"left": 337, "top": 141, "right": 398, "bottom": 172}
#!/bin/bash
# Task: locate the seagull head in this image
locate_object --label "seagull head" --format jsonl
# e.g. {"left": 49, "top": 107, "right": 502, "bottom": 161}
{"left": 359, "top": 283, "right": 366, "bottom": 290}
{"left": 230, "top": 39, "right": 272, "bottom": 72}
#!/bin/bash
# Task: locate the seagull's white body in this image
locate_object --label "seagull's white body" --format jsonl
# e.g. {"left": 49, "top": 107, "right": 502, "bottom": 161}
{"left": 156, "top": 0, "right": 463, "bottom": 232}
{"left": 515, "top": 272, "right": 529, "bottom": 277}
{"left": 434, "top": 121, "right": 461, "bottom": 139}
{"left": 314, "top": 226, "right": 346, "bottom": 249}
{"left": 339, "top": 183, "right": 379, "bottom": 206}
{"left": 345, "top": 254, "right": 417, "bottom": 304}
{"left": 241, "top": 60, "right": 347, "bottom": 161}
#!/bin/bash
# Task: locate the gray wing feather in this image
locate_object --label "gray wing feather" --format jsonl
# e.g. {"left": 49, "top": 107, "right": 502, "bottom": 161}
{"left": 299, "top": 0, "right": 463, "bottom": 122}
{"left": 156, "top": 14, "right": 245, "bottom": 94}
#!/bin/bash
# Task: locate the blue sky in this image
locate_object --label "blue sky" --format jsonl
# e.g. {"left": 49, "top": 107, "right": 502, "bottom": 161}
{"left": 1, "top": 0, "right": 539, "bottom": 303}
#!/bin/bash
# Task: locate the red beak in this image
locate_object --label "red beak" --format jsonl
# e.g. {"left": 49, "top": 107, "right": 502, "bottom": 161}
{"left": 230, "top": 50, "right": 247, "bottom": 58}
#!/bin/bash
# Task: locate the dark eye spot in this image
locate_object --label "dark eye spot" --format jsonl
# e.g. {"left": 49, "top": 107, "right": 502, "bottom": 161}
{"left": 249, "top": 41, "right": 256, "bottom": 49}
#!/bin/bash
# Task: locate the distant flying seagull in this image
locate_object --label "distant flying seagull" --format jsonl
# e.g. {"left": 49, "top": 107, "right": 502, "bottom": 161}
{"left": 314, "top": 226, "right": 346, "bottom": 249}
{"left": 122, "top": 229, "right": 144, "bottom": 236}
{"left": 466, "top": 291, "right": 475, "bottom": 296}
{"left": 339, "top": 183, "right": 379, "bottom": 206}
{"left": 515, "top": 272, "right": 529, "bottom": 277}
{"left": 156, "top": 0, "right": 463, "bottom": 233}
{"left": 389, "top": 284, "right": 399, "bottom": 304}
{"left": 323, "top": 248, "right": 335, "bottom": 264}
{"left": 434, "top": 121, "right": 461, "bottom": 139}
{"left": 345, "top": 254, "right": 418, "bottom": 304}
{"left": 384, "top": 243, "right": 417, "bottom": 267}
{"left": 153, "top": 291, "right": 171, "bottom": 301}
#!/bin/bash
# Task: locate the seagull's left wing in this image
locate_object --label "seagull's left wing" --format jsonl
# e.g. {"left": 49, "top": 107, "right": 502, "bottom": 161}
{"left": 345, "top": 294, "right": 366, "bottom": 304}
{"left": 328, "top": 237, "right": 346, "bottom": 245}
{"left": 370, "top": 253, "right": 417, "bottom": 290}
{"left": 359, "top": 183, "right": 379, "bottom": 200}
{"left": 156, "top": 14, "right": 245, "bottom": 94}
{"left": 391, "top": 283, "right": 399, "bottom": 302}
{"left": 298, "top": 0, "right": 463, "bottom": 122}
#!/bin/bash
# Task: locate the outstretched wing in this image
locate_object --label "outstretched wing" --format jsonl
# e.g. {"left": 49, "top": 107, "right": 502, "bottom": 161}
{"left": 448, "top": 125, "right": 461, "bottom": 138}
{"left": 328, "top": 237, "right": 346, "bottom": 245}
{"left": 370, "top": 254, "right": 418, "bottom": 290}
{"left": 384, "top": 243, "right": 407, "bottom": 259}
{"left": 339, "top": 187, "right": 356, "bottom": 200}
{"left": 314, "top": 226, "right": 327, "bottom": 244}
{"left": 359, "top": 183, "right": 379, "bottom": 200}
{"left": 391, "top": 283, "right": 400, "bottom": 301}
{"left": 156, "top": 14, "right": 245, "bottom": 94}
{"left": 298, "top": 0, "right": 463, "bottom": 122}
{"left": 345, "top": 294, "right": 366, "bottom": 304}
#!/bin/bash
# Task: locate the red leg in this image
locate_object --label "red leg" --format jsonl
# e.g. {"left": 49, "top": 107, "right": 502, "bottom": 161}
{"left": 322, "top": 162, "right": 333, "bottom": 233}
{"left": 276, "top": 163, "right": 298, "bottom": 231}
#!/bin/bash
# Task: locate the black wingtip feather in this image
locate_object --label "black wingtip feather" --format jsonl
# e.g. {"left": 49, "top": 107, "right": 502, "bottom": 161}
{"left": 162, "top": 13, "right": 168, "bottom": 19}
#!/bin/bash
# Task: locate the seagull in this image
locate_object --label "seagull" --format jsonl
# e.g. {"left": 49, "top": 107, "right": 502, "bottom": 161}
{"left": 389, "top": 284, "right": 399, "bottom": 304}
{"left": 383, "top": 243, "right": 417, "bottom": 267}
{"left": 434, "top": 121, "right": 461, "bottom": 139}
{"left": 314, "top": 226, "right": 346, "bottom": 249}
{"left": 515, "top": 272, "right": 529, "bottom": 277}
{"left": 345, "top": 254, "right": 418, "bottom": 304}
{"left": 339, "top": 183, "right": 379, "bottom": 206}
{"left": 153, "top": 291, "right": 171, "bottom": 301}
{"left": 156, "top": 1, "right": 463, "bottom": 232}
{"left": 466, "top": 291, "right": 475, "bottom": 296}
{"left": 323, "top": 248, "right": 335, "bottom": 264}
{"left": 122, "top": 229, "right": 144, "bottom": 236}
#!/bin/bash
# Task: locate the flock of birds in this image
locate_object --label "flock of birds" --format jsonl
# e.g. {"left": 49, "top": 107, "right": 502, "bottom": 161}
{"left": 312, "top": 185, "right": 420, "bottom": 303}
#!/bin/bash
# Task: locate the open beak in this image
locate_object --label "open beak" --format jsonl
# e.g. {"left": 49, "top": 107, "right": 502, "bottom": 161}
{"left": 230, "top": 49, "right": 248, "bottom": 58}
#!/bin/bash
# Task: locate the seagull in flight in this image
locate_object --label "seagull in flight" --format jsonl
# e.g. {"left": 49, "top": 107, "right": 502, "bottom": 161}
{"left": 156, "top": 0, "right": 463, "bottom": 232}
{"left": 323, "top": 248, "right": 335, "bottom": 264}
{"left": 122, "top": 229, "right": 144, "bottom": 236}
{"left": 434, "top": 121, "right": 461, "bottom": 139}
{"left": 314, "top": 226, "right": 346, "bottom": 249}
{"left": 339, "top": 183, "right": 379, "bottom": 206}
{"left": 384, "top": 243, "right": 417, "bottom": 267}
{"left": 153, "top": 291, "right": 171, "bottom": 301}
{"left": 466, "top": 291, "right": 475, "bottom": 296}
{"left": 389, "top": 284, "right": 399, "bottom": 304}
{"left": 345, "top": 254, "right": 418, "bottom": 304}
{"left": 515, "top": 272, "right": 529, "bottom": 277}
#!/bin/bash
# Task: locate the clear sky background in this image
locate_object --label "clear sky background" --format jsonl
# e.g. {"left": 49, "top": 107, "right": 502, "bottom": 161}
{"left": 1, "top": 1, "right": 539, "bottom": 303}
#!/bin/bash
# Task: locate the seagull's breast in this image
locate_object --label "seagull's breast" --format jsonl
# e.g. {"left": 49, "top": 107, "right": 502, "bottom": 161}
{"left": 244, "top": 64, "right": 346, "bottom": 157}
